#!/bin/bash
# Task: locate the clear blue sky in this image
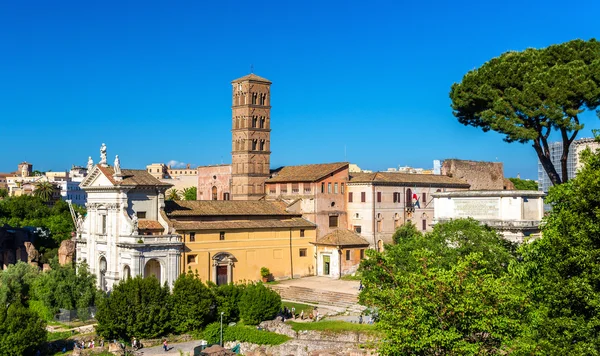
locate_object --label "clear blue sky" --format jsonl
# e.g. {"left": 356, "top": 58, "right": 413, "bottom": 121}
{"left": 1, "top": 0, "right": 598, "bottom": 180}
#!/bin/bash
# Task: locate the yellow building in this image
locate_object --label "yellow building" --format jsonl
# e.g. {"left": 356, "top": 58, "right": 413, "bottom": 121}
{"left": 163, "top": 200, "right": 317, "bottom": 285}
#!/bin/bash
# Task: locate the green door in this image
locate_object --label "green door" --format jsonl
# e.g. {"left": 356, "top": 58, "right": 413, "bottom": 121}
{"left": 323, "top": 255, "right": 330, "bottom": 275}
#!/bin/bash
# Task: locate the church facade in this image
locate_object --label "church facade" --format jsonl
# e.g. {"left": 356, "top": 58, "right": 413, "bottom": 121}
{"left": 76, "top": 153, "right": 182, "bottom": 291}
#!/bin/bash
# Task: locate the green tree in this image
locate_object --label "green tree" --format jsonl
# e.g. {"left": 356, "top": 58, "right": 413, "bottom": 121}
{"left": 0, "top": 188, "right": 7, "bottom": 199}
{"left": 182, "top": 186, "right": 197, "bottom": 201}
{"left": 392, "top": 221, "right": 422, "bottom": 244}
{"left": 171, "top": 270, "right": 215, "bottom": 333}
{"left": 95, "top": 275, "right": 171, "bottom": 340}
{"left": 210, "top": 282, "right": 246, "bottom": 323}
{"left": 33, "top": 181, "right": 56, "bottom": 202}
{"left": 450, "top": 39, "right": 600, "bottom": 186}
{"left": 238, "top": 283, "right": 281, "bottom": 325}
{"left": 0, "top": 303, "right": 47, "bottom": 355}
{"left": 508, "top": 177, "right": 539, "bottom": 191}
{"left": 166, "top": 188, "right": 180, "bottom": 201}
{"left": 515, "top": 142, "right": 600, "bottom": 354}
{"left": 0, "top": 262, "right": 39, "bottom": 307}
{"left": 30, "top": 261, "right": 98, "bottom": 320}
{"left": 369, "top": 251, "right": 527, "bottom": 355}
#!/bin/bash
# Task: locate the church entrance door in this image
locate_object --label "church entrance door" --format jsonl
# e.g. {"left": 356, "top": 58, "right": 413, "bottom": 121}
{"left": 323, "top": 255, "right": 330, "bottom": 275}
{"left": 217, "top": 265, "right": 228, "bottom": 285}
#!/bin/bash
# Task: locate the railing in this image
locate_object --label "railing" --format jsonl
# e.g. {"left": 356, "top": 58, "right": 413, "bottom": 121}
{"left": 120, "top": 234, "right": 182, "bottom": 244}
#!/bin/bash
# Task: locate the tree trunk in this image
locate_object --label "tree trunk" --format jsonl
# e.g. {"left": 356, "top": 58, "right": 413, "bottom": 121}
{"left": 532, "top": 141, "right": 562, "bottom": 187}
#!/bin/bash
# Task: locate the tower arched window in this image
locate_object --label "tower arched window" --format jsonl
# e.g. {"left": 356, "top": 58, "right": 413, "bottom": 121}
{"left": 260, "top": 117, "right": 265, "bottom": 128}
{"left": 253, "top": 117, "right": 258, "bottom": 128}
{"left": 252, "top": 93, "right": 257, "bottom": 105}
{"left": 260, "top": 140, "right": 265, "bottom": 151}
{"left": 252, "top": 140, "right": 257, "bottom": 151}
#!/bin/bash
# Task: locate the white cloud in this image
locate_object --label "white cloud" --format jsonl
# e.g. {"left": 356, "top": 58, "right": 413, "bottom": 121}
{"left": 167, "top": 160, "right": 187, "bottom": 168}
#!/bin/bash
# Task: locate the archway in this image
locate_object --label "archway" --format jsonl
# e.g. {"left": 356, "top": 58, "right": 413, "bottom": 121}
{"left": 144, "top": 259, "right": 162, "bottom": 284}
{"left": 212, "top": 186, "right": 218, "bottom": 200}
{"left": 212, "top": 252, "right": 236, "bottom": 285}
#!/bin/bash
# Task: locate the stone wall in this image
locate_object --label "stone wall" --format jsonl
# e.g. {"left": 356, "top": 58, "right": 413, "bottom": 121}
{"left": 441, "top": 159, "right": 506, "bottom": 190}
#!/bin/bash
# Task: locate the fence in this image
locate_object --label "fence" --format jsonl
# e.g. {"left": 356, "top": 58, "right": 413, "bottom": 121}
{"left": 54, "top": 307, "right": 97, "bottom": 326}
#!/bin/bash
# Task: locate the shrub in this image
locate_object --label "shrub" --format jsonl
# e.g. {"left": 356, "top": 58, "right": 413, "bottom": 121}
{"left": 203, "top": 322, "right": 226, "bottom": 345}
{"left": 260, "top": 267, "right": 270, "bottom": 279}
{"left": 239, "top": 283, "right": 281, "bottom": 325}
{"left": 171, "top": 270, "right": 216, "bottom": 333}
{"left": 224, "top": 325, "right": 290, "bottom": 345}
{"left": 210, "top": 283, "right": 246, "bottom": 324}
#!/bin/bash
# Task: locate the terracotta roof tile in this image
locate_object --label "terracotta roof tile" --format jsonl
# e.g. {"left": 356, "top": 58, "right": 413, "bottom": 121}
{"left": 231, "top": 73, "right": 271, "bottom": 84}
{"left": 138, "top": 219, "right": 164, "bottom": 230}
{"left": 266, "top": 162, "right": 349, "bottom": 183}
{"left": 96, "top": 166, "right": 173, "bottom": 187}
{"left": 313, "top": 229, "right": 370, "bottom": 247}
{"left": 164, "top": 200, "right": 296, "bottom": 217}
{"left": 349, "top": 172, "right": 469, "bottom": 188}
{"left": 172, "top": 217, "right": 315, "bottom": 231}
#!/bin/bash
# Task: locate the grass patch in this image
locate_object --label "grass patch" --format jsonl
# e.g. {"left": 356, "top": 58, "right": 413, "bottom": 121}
{"left": 47, "top": 330, "right": 78, "bottom": 342}
{"left": 282, "top": 301, "right": 314, "bottom": 315}
{"left": 225, "top": 325, "right": 290, "bottom": 345}
{"left": 266, "top": 280, "right": 280, "bottom": 285}
{"left": 288, "top": 320, "right": 377, "bottom": 333}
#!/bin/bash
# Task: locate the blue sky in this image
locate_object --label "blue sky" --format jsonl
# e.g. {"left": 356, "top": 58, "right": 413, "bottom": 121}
{"left": 1, "top": 0, "right": 598, "bottom": 180}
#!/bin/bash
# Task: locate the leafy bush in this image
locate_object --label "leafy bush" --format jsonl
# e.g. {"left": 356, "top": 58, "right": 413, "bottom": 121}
{"left": 203, "top": 322, "right": 225, "bottom": 345}
{"left": 224, "top": 325, "right": 290, "bottom": 345}
{"left": 171, "top": 270, "right": 216, "bottom": 333}
{"left": 0, "top": 303, "right": 47, "bottom": 355}
{"left": 96, "top": 275, "right": 171, "bottom": 339}
{"left": 260, "top": 267, "right": 270, "bottom": 278}
{"left": 28, "top": 300, "right": 53, "bottom": 321}
{"left": 239, "top": 283, "right": 281, "bottom": 325}
{"left": 210, "top": 283, "right": 246, "bottom": 324}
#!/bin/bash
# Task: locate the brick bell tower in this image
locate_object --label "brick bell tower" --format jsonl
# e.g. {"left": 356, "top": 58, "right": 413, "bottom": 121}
{"left": 231, "top": 73, "right": 272, "bottom": 200}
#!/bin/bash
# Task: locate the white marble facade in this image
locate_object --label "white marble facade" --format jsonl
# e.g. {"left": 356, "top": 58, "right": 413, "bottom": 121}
{"left": 76, "top": 150, "right": 182, "bottom": 291}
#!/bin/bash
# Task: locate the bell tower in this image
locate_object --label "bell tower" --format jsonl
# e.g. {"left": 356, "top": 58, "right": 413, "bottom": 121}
{"left": 231, "top": 73, "right": 271, "bottom": 200}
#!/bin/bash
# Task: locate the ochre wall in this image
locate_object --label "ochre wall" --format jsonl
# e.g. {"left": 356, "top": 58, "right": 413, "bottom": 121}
{"left": 180, "top": 227, "right": 316, "bottom": 283}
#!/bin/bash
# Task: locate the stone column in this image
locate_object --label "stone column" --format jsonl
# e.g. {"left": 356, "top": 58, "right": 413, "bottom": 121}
{"left": 227, "top": 259, "right": 234, "bottom": 283}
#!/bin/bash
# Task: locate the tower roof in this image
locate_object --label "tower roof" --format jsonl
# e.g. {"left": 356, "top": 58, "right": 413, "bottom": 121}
{"left": 231, "top": 73, "right": 271, "bottom": 84}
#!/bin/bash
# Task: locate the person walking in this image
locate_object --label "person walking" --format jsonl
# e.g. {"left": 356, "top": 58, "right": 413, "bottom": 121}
{"left": 163, "top": 339, "right": 168, "bottom": 352}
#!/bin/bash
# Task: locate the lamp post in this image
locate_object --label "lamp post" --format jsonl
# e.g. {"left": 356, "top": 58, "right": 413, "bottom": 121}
{"left": 220, "top": 311, "right": 224, "bottom": 346}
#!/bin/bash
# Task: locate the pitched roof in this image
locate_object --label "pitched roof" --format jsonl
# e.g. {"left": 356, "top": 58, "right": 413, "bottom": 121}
{"left": 349, "top": 172, "right": 470, "bottom": 188}
{"left": 95, "top": 166, "right": 173, "bottom": 187}
{"left": 164, "top": 200, "right": 296, "bottom": 217}
{"left": 171, "top": 217, "right": 315, "bottom": 231}
{"left": 138, "top": 219, "right": 164, "bottom": 230}
{"left": 266, "top": 162, "right": 349, "bottom": 183}
{"left": 313, "top": 229, "right": 370, "bottom": 247}
{"left": 231, "top": 73, "right": 271, "bottom": 84}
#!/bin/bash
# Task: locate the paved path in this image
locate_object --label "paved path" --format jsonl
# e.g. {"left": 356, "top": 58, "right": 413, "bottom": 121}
{"left": 276, "top": 276, "right": 360, "bottom": 295}
{"left": 131, "top": 340, "right": 202, "bottom": 355}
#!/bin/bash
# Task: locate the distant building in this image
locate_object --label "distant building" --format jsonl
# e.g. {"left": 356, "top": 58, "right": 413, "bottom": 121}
{"left": 537, "top": 137, "right": 600, "bottom": 193}
{"left": 146, "top": 163, "right": 199, "bottom": 197}
{"left": 312, "top": 229, "right": 370, "bottom": 278}
{"left": 433, "top": 190, "right": 545, "bottom": 243}
{"left": 197, "top": 164, "right": 231, "bottom": 200}
{"left": 442, "top": 159, "right": 511, "bottom": 190}
{"left": 347, "top": 172, "right": 470, "bottom": 249}
{"left": 265, "top": 162, "right": 349, "bottom": 238}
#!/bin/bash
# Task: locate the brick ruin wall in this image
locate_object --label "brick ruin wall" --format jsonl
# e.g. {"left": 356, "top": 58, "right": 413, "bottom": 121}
{"left": 442, "top": 159, "right": 510, "bottom": 190}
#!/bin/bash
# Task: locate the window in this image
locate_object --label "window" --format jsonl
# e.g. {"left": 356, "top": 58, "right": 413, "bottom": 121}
{"left": 260, "top": 118, "right": 266, "bottom": 128}
{"left": 189, "top": 232, "right": 196, "bottom": 242}
{"left": 212, "top": 186, "right": 218, "bottom": 200}
{"left": 377, "top": 220, "right": 382, "bottom": 232}
{"left": 304, "top": 185, "right": 311, "bottom": 193}
{"left": 223, "top": 192, "right": 230, "bottom": 200}
{"left": 348, "top": 192, "right": 353, "bottom": 202}
{"left": 361, "top": 192, "right": 366, "bottom": 202}
{"left": 292, "top": 183, "right": 299, "bottom": 193}
{"left": 299, "top": 248, "right": 307, "bottom": 257}
{"left": 328, "top": 182, "right": 332, "bottom": 193}
{"left": 300, "top": 229, "right": 305, "bottom": 237}
{"left": 393, "top": 192, "right": 401, "bottom": 203}
{"left": 341, "top": 183, "right": 345, "bottom": 194}
{"left": 422, "top": 192, "right": 426, "bottom": 205}
{"left": 187, "top": 254, "right": 197, "bottom": 264}
{"left": 260, "top": 140, "right": 265, "bottom": 151}
{"left": 101, "top": 215, "right": 107, "bottom": 234}
{"left": 219, "top": 231, "right": 225, "bottom": 240}
{"left": 354, "top": 225, "right": 362, "bottom": 233}
{"left": 346, "top": 250, "right": 351, "bottom": 261}
{"left": 377, "top": 192, "right": 381, "bottom": 202}
{"left": 252, "top": 140, "right": 257, "bottom": 150}
{"left": 406, "top": 188, "right": 413, "bottom": 207}
{"left": 137, "top": 211, "right": 147, "bottom": 219}
{"left": 329, "top": 215, "right": 338, "bottom": 227}
{"left": 321, "top": 182, "right": 325, "bottom": 193}
{"left": 253, "top": 117, "right": 258, "bottom": 127}
{"left": 422, "top": 219, "right": 427, "bottom": 231}
{"left": 334, "top": 183, "right": 338, "bottom": 194}
{"left": 360, "top": 249, "right": 365, "bottom": 259}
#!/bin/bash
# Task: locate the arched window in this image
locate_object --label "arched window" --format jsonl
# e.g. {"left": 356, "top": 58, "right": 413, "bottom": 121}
{"left": 260, "top": 140, "right": 265, "bottom": 151}
{"left": 252, "top": 93, "right": 257, "bottom": 105}
{"left": 406, "top": 188, "right": 413, "bottom": 208}
{"left": 253, "top": 117, "right": 258, "bottom": 128}
{"left": 260, "top": 117, "right": 265, "bottom": 128}
{"left": 252, "top": 140, "right": 257, "bottom": 151}
{"left": 212, "top": 186, "right": 218, "bottom": 200}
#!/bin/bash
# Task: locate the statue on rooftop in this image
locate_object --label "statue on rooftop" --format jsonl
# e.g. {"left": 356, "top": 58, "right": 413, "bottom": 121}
{"left": 87, "top": 156, "right": 94, "bottom": 172}
{"left": 99, "top": 143, "right": 107, "bottom": 166}
{"left": 114, "top": 155, "right": 121, "bottom": 175}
